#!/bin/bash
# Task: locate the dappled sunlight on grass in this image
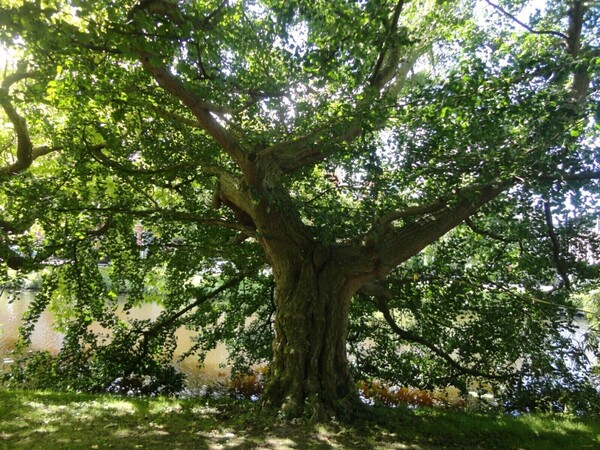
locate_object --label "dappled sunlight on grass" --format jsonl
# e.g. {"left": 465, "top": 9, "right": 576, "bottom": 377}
{"left": 518, "top": 414, "right": 595, "bottom": 436}
{"left": 1, "top": 389, "right": 599, "bottom": 449}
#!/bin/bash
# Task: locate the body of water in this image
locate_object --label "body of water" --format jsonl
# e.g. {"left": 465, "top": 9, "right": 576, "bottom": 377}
{"left": 0, "top": 290, "right": 230, "bottom": 383}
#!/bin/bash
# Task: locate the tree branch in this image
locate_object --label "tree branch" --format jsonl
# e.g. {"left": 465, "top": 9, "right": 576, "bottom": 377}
{"left": 259, "top": 122, "right": 331, "bottom": 158}
{"left": 122, "top": 264, "right": 259, "bottom": 380}
{"left": 379, "top": 198, "right": 449, "bottom": 228}
{"left": 1, "top": 71, "right": 38, "bottom": 89}
{"left": 371, "top": 296, "right": 518, "bottom": 381}
{"left": 465, "top": 217, "right": 514, "bottom": 243}
{"left": 31, "top": 145, "right": 61, "bottom": 159}
{"left": 369, "top": 0, "right": 407, "bottom": 88}
{"left": 137, "top": 52, "right": 249, "bottom": 168}
{"left": 258, "top": 120, "right": 341, "bottom": 173}
{"left": 89, "top": 144, "right": 226, "bottom": 177}
{"left": 144, "top": 268, "right": 257, "bottom": 338}
{"left": 0, "top": 82, "right": 61, "bottom": 176}
{"left": 147, "top": 103, "right": 208, "bottom": 127}
{"left": 256, "top": 0, "right": 419, "bottom": 174}
{"left": 484, "top": 0, "right": 568, "bottom": 40}
{"left": 543, "top": 200, "right": 571, "bottom": 290}
{"left": 541, "top": 171, "right": 600, "bottom": 182}
{"left": 364, "top": 182, "right": 511, "bottom": 281}
{"left": 566, "top": 0, "right": 591, "bottom": 103}
{"left": 56, "top": 205, "right": 256, "bottom": 236}
{"left": 0, "top": 74, "right": 34, "bottom": 176}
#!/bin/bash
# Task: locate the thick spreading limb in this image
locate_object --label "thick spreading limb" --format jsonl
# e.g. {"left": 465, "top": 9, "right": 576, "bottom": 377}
{"left": 351, "top": 182, "right": 510, "bottom": 286}
{"left": 378, "top": 199, "right": 449, "bottom": 229}
{"left": 134, "top": 47, "right": 249, "bottom": 168}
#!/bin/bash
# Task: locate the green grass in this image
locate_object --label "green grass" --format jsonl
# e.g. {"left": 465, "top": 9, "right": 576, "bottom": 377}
{"left": 0, "top": 389, "right": 598, "bottom": 449}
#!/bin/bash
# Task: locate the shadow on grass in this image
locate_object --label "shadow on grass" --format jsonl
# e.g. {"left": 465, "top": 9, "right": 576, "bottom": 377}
{"left": 355, "top": 405, "right": 600, "bottom": 449}
{"left": 0, "top": 390, "right": 598, "bottom": 449}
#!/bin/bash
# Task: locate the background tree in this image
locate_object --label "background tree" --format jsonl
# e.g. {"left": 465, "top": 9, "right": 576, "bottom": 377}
{"left": 0, "top": 0, "right": 598, "bottom": 419}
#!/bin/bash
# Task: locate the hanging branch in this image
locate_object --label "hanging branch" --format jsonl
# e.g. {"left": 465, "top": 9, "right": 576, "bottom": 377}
{"left": 145, "top": 270, "right": 254, "bottom": 338}
{"left": 122, "top": 265, "right": 261, "bottom": 378}
{"left": 54, "top": 205, "right": 256, "bottom": 236}
{"left": 371, "top": 296, "right": 519, "bottom": 381}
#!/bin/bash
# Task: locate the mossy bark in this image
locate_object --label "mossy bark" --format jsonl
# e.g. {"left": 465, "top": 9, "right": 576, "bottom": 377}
{"left": 262, "top": 246, "right": 361, "bottom": 421}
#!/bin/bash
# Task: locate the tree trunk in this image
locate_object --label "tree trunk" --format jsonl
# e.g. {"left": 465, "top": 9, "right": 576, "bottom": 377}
{"left": 262, "top": 245, "right": 361, "bottom": 421}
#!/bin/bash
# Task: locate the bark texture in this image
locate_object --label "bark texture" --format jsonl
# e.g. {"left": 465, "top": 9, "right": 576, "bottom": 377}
{"left": 262, "top": 244, "right": 361, "bottom": 420}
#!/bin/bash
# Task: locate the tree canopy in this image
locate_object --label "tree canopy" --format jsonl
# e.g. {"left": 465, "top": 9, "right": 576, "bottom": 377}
{"left": 0, "top": 0, "right": 599, "bottom": 419}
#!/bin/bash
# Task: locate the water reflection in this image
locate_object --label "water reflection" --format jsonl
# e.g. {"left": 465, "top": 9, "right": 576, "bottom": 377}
{"left": 0, "top": 290, "right": 230, "bottom": 384}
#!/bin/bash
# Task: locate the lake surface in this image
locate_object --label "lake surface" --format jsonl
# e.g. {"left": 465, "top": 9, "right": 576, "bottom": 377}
{"left": 0, "top": 290, "right": 230, "bottom": 383}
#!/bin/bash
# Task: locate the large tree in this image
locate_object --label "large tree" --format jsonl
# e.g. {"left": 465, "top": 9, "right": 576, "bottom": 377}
{"left": 0, "top": 0, "right": 599, "bottom": 419}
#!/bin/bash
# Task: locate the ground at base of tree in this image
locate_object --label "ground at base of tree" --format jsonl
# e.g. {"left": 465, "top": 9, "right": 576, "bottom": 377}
{"left": 0, "top": 389, "right": 598, "bottom": 449}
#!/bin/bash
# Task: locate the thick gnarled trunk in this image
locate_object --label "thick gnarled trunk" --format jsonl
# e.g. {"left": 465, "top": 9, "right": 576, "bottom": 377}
{"left": 262, "top": 247, "right": 361, "bottom": 420}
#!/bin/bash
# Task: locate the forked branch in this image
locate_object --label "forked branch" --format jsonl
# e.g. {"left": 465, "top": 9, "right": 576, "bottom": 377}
{"left": 257, "top": 0, "right": 415, "bottom": 174}
{"left": 369, "top": 0, "right": 407, "bottom": 88}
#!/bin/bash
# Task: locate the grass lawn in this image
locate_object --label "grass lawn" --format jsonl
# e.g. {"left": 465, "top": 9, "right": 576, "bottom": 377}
{"left": 0, "top": 389, "right": 598, "bottom": 449}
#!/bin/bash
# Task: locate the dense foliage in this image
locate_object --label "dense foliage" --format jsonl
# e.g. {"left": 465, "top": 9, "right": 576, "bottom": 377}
{"left": 0, "top": 0, "right": 599, "bottom": 418}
